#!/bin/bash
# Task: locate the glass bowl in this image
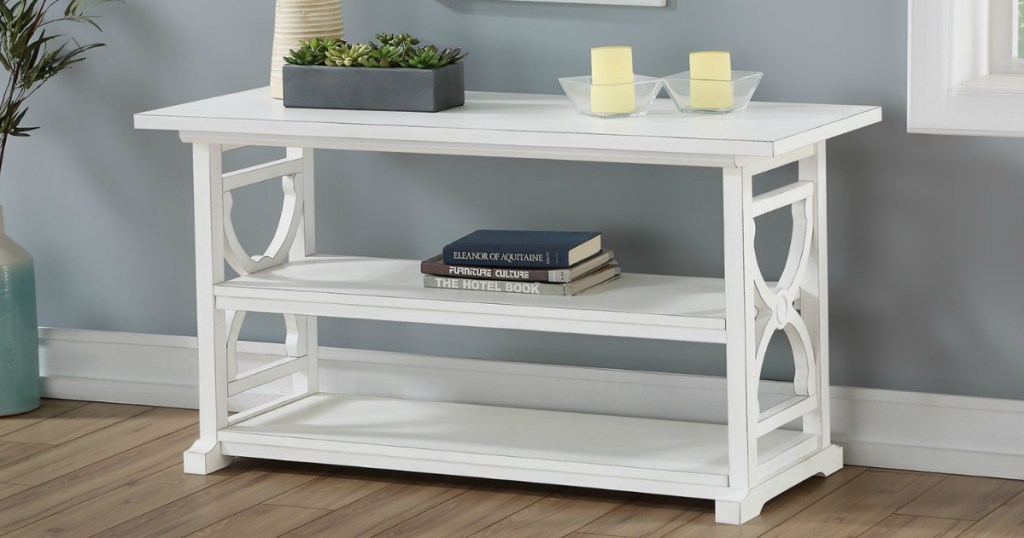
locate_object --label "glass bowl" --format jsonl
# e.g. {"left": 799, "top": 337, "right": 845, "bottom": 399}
{"left": 558, "top": 75, "right": 665, "bottom": 118}
{"left": 662, "top": 71, "right": 763, "bottom": 114}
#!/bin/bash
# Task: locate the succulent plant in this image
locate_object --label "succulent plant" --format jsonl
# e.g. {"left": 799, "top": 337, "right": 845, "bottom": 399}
{"left": 284, "top": 33, "right": 466, "bottom": 69}
{"left": 375, "top": 33, "right": 420, "bottom": 49}
{"left": 401, "top": 46, "right": 467, "bottom": 69}
{"left": 325, "top": 43, "right": 373, "bottom": 67}
{"left": 357, "top": 45, "right": 406, "bottom": 68}
{"left": 285, "top": 38, "right": 345, "bottom": 66}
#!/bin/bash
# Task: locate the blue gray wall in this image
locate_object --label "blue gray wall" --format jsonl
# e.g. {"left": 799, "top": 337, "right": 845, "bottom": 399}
{"left": 3, "top": 0, "right": 1022, "bottom": 400}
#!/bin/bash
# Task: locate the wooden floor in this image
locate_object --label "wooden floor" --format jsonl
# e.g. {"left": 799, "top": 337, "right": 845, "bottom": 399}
{"left": 0, "top": 401, "right": 1022, "bottom": 538}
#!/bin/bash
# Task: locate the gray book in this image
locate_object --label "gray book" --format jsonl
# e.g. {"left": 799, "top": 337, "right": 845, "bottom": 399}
{"left": 424, "top": 263, "right": 621, "bottom": 296}
{"left": 421, "top": 250, "right": 615, "bottom": 283}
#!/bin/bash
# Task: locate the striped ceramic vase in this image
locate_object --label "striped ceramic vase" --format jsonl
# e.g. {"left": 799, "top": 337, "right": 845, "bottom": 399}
{"left": 270, "top": 0, "right": 345, "bottom": 99}
{"left": 0, "top": 206, "right": 39, "bottom": 416}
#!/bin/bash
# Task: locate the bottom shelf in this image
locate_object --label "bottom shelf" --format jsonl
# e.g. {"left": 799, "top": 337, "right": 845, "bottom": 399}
{"left": 220, "top": 393, "right": 818, "bottom": 498}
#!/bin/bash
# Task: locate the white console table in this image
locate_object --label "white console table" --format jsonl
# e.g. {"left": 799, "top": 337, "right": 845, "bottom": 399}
{"left": 135, "top": 89, "right": 881, "bottom": 525}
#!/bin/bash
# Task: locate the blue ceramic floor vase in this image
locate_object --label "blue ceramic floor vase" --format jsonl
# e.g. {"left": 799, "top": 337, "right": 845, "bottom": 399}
{"left": 0, "top": 207, "right": 39, "bottom": 416}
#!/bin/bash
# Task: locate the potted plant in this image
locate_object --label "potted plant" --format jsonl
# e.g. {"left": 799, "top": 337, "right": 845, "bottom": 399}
{"left": 0, "top": 0, "right": 115, "bottom": 416}
{"left": 282, "top": 33, "right": 467, "bottom": 113}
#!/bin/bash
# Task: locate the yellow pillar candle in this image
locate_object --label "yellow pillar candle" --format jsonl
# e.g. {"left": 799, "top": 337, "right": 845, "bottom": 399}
{"left": 592, "top": 46, "right": 634, "bottom": 84}
{"left": 591, "top": 46, "right": 635, "bottom": 115}
{"left": 690, "top": 51, "right": 734, "bottom": 110}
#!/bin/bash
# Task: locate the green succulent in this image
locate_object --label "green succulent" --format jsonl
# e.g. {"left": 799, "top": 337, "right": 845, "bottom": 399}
{"left": 401, "top": 46, "right": 467, "bottom": 69}
{"left": 357, "top": 45, "right": 406, "bottom": 68}
{"left": 284, "top": 38, "right": 344, "bottom": 66}
{"left": 285, "top": 33, "right": 466, "bottom": 69}
{"left": 376, "top": 33, "right": 421, "bottom": 49}
{"left": 441, "top": 47, "right": 469, "bottom": 66}
{"left": 325, "top": 43, "right": 373, "bottom": 67}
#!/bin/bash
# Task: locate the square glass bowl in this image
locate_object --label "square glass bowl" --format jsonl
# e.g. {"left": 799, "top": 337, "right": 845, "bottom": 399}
{"left": 558, "top": 75, "right": 665, "bottom": 118}
{"left": 663, "top": 71, "right": 763, "bottom": 113}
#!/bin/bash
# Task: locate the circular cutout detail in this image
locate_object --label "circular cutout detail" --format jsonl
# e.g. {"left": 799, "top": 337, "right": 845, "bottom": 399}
{"left": 774, "top": 296, "right": 789, "bottom": 325}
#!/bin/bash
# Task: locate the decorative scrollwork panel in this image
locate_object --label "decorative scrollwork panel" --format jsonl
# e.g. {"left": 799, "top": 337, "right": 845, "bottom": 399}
{"left": 222, "top": 311, "right": 312, "bottom": 399}
{"left": 748, "top": 186, "right": 818, "bottom": 412}
{"left": 225, "top": 310, "right": 246, "bottom": 382}
{"left": 223, "top": 173, "right": 304, "bottom": 276}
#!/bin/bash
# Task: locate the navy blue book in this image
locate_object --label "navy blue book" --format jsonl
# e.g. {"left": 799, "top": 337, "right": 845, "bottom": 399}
{"left": 442, "top": 230, "right": 602, "bottom": 269}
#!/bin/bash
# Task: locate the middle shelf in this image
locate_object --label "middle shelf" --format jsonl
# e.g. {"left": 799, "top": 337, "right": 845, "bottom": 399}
{"left": 216, "top": 255, "right": 729, "bottom": 343}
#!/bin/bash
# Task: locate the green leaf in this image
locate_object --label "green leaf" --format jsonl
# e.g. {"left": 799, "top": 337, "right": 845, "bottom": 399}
{"left": 0, "top": 0, "right": 118, "bottom": 176}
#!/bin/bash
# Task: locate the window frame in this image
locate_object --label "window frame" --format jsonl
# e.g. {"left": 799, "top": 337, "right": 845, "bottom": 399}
{"left": 989, "top": 0, "right": 1024, "bottom": 73}
{"left": 908, "top": 0, "right": 1024, "bottom": 137}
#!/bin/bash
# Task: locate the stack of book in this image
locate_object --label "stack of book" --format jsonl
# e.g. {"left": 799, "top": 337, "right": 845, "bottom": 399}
{"left": 421, "top": 230, "right": 621, "bottom": 296}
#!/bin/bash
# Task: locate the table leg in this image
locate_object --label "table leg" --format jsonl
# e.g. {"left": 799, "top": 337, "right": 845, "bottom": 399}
{"left": 721, "top": 166, "right": 759, "bottom": 521}
{"left": 184, "top": 143, "right": 232, "bottom": 475}
{"left": 287, "top": 147, "right": 319, "bottom": 396}
{"left": 799, "top": 141, "right": 830, "bottom": 446}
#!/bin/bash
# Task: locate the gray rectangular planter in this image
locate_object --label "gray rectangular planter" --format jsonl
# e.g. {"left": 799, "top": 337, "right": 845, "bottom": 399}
{"left": 283, "top": 63, "right": 465, "bottom": 113}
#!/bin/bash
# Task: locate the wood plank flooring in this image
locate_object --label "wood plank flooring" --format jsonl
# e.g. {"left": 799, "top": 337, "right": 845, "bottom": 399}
{"left": 1, "top": 400, "right": 1022, "bottom": 538}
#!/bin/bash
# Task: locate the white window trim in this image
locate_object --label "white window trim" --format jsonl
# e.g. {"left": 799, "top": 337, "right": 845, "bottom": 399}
{"left": 908, "top": 0, "right": 1024, "bottom": 137}
{"left": 989, "top": 0, "right": 1024, "bottom": 73}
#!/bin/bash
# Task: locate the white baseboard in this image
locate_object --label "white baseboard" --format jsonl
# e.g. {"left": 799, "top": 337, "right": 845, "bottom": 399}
{"left": 38, "top": 327, "right": 1024, "bottom": 480}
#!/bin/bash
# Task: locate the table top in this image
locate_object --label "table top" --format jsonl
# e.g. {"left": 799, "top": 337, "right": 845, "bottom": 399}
{"left": 135, "top": 88, "right": 881, "bottom": 159}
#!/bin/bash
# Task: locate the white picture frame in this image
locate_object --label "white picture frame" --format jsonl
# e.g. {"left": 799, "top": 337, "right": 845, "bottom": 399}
{"left": 499, "top": 0, "right": 666, "bottom": 6}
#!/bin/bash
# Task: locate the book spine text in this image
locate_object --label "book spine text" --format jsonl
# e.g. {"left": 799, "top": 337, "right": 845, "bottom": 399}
{"left": 421, "top": 260, "right": 545, "bottom": 282}
{"left": 442, "top": 245, "right": 565, "bottom": 268}
{"left": 424, "top": 275, "right": 565, "bottom": 296}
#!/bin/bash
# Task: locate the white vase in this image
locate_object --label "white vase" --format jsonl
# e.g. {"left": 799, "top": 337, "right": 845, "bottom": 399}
{"left": 270, "top": 0, "right": 344, "bottom": 99}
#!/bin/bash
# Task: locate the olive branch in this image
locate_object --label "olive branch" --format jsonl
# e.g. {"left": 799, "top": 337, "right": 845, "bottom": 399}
{"left": 0, "top": 0, "right": 118, "bottom": 178}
